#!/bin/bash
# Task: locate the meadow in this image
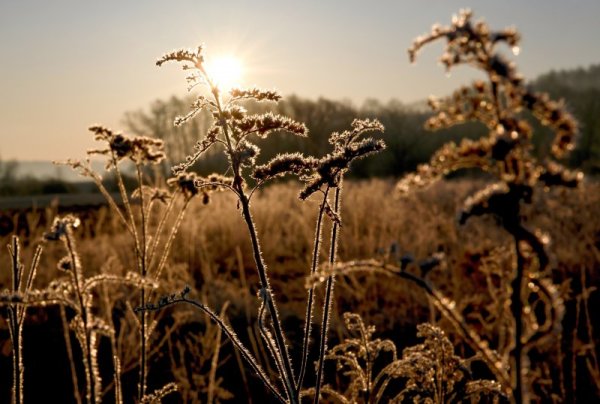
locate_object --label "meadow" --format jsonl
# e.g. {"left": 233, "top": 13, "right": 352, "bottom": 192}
{"left": 1, "top": 9, "right": 599, "bottom": 404}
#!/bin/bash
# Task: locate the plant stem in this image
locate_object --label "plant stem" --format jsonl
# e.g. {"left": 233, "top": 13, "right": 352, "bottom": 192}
{"left": 147, "top": 192, "right": 177, "bottom": 268}
{"left": 313, "top": 186, "right": 342, "bottom": 404}
{"left": 136, "top": 165, "right": 148, "bottom": 400}
{"left": 151, "top": 198, "right": 191, "bottom": 284}
{"left": 208, "top": 302, "right": 229, "bottom": 404}
{"left": 60, "top": 304, "right": 83, "bottom": 404}
{"left": 511, "top": 237, "right": 525, "bottom": 404}
{"left": 239, "top": 192, "right": 298, "bottom": 403}
{"left": 139, "top": 297, "right": 286, "bottom": 403}
{"left": 9, "top": 308, "right": 22, "bottom": 404}
{"left": 109, "top": 159, "right": 147, "bottom": 399}
{"left": 297, "top": 188, "right": 329, "bottom": 393}
{"left": 8, "top": 236, "right": 23, "bottom": 404}
{"left": 65, "top": 230, "right": 97, "bottom": 404}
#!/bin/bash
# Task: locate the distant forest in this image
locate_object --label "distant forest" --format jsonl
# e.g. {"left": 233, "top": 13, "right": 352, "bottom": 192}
{"left": 2, "top": 64, "right": 599, "bottom": 196}
{"left": 123, "top": 64, "right": 600, "bottom": 178}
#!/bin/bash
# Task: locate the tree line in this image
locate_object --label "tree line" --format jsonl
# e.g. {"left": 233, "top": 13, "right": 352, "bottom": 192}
{"left": 2, "top": 64, "right": 598, "bottom": 196}
{"left": 123, "top": 64, "right": 600, "bottom": 179}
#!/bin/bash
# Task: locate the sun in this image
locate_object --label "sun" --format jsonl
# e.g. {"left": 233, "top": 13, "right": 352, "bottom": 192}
{"left": 205, "top": 55, "right": 243, "bottom": 90}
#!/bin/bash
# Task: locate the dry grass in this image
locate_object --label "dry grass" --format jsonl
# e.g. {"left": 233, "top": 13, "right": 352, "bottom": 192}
{"left": 1, "top": 9, "right": 600, "bottom": 403}
{"left": 1, "top": 178, "right": 598, "bottom": 402}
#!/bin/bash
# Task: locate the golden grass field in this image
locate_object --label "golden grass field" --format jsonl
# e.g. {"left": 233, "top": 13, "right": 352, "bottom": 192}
{"left": 1, "top": 178, "right": 598, "bottom": 402}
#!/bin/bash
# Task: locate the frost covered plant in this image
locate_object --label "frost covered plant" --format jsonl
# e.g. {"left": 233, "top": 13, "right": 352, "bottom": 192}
{"left": 307, "top": 251, "right": 513, "bottom": 396}
{"left": 305, "top": 313, "right": 505, "bottom": 403}
{"left": 1, "top": 236, "right": 42, "bottom": 404}
{"left": 43, "top": 215, "right": 158, "bottom": 404}
{"left": 397, "top": 9, "right": 582, "bottom": 402}
{"left": 155, "top": 45, "right": 307, "bottom": 403}
{"left": 398, "top": 8, "right": 581, "bottom": 195}
{"left": 138, "top": 44, "right": 385, "bottom": 403}
{"left": 59, "top": 125, "right": 203, "bottom": 400}
{"left": 254, "top": 118, "right": 385, "bottom": 402}
{"left": 391, "top": 324, "right": 505, "bottom": 403}
{"left": 87, "top": 125, "right": 166, "bottom": 167}
{"left": 44, "top": 215, "right": 102, "bottom": 403}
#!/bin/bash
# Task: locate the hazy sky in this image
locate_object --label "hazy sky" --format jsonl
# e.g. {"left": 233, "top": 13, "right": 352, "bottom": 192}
{"left": 1, "top": 0, "right": 599, "bottom": 160}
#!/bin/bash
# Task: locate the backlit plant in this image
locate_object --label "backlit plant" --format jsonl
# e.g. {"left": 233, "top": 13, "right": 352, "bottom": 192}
{"left": 397, "top": 9, "right": 583, "bottom": 402}
{"left": 137, "top": 45, "right": 385, "bottom": 404}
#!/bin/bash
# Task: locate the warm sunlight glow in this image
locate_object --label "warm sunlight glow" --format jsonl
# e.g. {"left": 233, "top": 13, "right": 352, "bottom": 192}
{"left": 205, "top": 56, "right": 243, "bottom": 90}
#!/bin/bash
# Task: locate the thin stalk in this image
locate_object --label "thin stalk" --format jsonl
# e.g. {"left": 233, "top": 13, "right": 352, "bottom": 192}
{"left": 511, "top": 237, "right": 525, "bottom": 404}
{"left": 296, "top": 188, "right": 329, "bottom": 393}
{"left": 151, "top": 198, "right": 191, "bottom": 284}
{"left": 112, "top": 157, "right": 141, "bottom": 260}
{"left": 239, "top": 193, "right": 297, "bottom": 403}
{"left": 8, "top": 308, "right": 22, "bottom": 404}
{"left": 208, "top": 302, "right": 229, "bottom": 404}
{"left": 138, "top": 297, "right": 286, "bottom": 403}
{"left": 102, "top": 285, "right": 123, "bottom": 404}
{"left": 111, "top": 159, "right": 147, "bottom": 399}
{"left": 355, "top": 319, "right": 373, "bottom": 403}
{"left": 313, "top": 186, "right": 342, "bottom": 404}
{"left": 60, "top": 305, "right": 83, "bottom": 404}
{"left": 232, "top": 340, "right": 253, "bottom": 404}
{"left": 87, "top": 170, "right": 134, "bottom": 237}
{"left": 258, "top": 293, "right": 290, "bottom": 395}
{"left": 136, "top": 164, "right": 149, "bottom": 400}
{"left": 147, "top": 192, "right": 177, "bottom": 268}
{"left": 65, "top": 230, "right": 97, "bottom": 404}
{"left": 8, "top": 236, "right": 23, "bottom": 404}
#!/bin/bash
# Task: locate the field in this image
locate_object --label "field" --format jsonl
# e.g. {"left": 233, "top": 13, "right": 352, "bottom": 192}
{"left": 1, "top": 179, "right": 599, "bottom": 402}
{"left": 2, "top": 7, "right": 600, "bottom": 404}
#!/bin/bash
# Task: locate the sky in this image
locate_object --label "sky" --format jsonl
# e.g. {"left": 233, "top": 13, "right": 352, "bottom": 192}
{"left": 1, "top": 0, "right": 600, "bottom": 161}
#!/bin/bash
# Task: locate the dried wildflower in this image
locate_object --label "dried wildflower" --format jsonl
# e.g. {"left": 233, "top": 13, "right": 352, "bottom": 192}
{"left": 300, "top": 119, "right": 385, "bottom": 200}
{"left": 132, "top": 186, "right": 172, "bottom": 204}
{"left": 409, "top": 9, "right": 520, "bottom": 81}
{"left": 156, "top": 46, "right": 204, "bottom": 68}
{"left": 233, "top": 112, "right": 308, "bottom": 139}
{"left": 389, "top": 323, "right": 506, "bottom": 403}
{"left": 520, "top": 92, "right": 578, "bottom": 158}
{"left": 308, "top": 314, "right": 505, "bottom": 403}
{"left": 88, "top": 125, "right": 166, "bottom": 166}
{"left": 167, "top": 172, "right": 202, "bottom": 199}
{"left": 140, "top": 382, "right": 178, "bottom": 404}
{"left": 234, "top": 140, "right": 260, "bottom": 167}
{"left": 43, "top": 215, "right": 81, "bottom": 241}
{"left": 328, "top": 118, "right": 385, "bottom": 149}
{"left": 252, "top": 152, "right": 318, "bottom": 181}
{"left": 230, "top": 87, "right": 282, "bottom": 102}
{"left": 401, "top": 12, "right": 580, "bottom": 402}
{"left": 167, "top": 171, "right": 234, "bottom": 205}
{"left": 400, "top": 10, "right": 580, "bottom": 195}
{"left": 425, "top": 83, "right": 498, "bottom": 130}
{"left": 159, "top": 43, "right": 309, "bottom": 201}
{"left": 193, "top": 173, "right": 235, "bottom": 192}
{"left": 311, "top": 313, "right": 397, "bottom": 403}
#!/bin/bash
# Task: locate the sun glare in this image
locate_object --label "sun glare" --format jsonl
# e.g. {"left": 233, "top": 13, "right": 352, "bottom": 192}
{"left": 205, "top": 55, "right": 243, "bottom": 90}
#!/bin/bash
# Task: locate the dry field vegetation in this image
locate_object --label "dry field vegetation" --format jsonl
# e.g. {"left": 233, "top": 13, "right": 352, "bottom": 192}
{"left": 1, "top": 9, "right": 599, "bottom": 404}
